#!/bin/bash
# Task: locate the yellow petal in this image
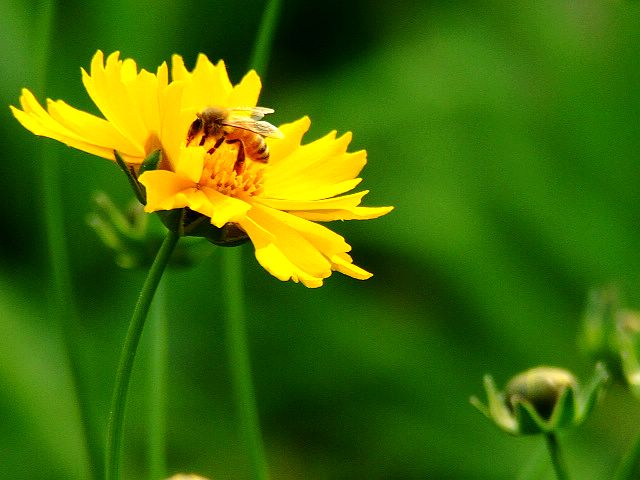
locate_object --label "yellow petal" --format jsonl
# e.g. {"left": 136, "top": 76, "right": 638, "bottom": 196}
{"left": 181, "top": 55, "right": 233, "bottom": 111}
{"left": 171, "top": 54, "right": 190, "bottom": 81}
{"left": 264, "top": 126, "right": 368, "bottom": 200}
{"left": 239, "top": 215, "right": 326, "bottom": 288}
{"left": 227, "top": 69, "right": 261, "bottom": 107}
{"left": 156, "top": 61, "right": 169, "bottom": 90}
{"left": 264, "top": 177, "right": 363, "bottom": 202}
{"left": 139, "top": 170, "right": 196, "bottom": 211}
{"left": 45, "top": 98, "right": 142, "bottom": 156}
{"left": 246, "top": 204, "right": 376, "bottom": 283}
{"left": 331, "top": 253, "right": 372, "bottom": 280}
{"left": 259, "top": 205, "right": 350, "bottom": 250}
{"left": 267, "top": 116, "right": 311, "bottom": 163}
{"left": 200, "top": 187, "right": 252, "bottom": 227}
{"left": 11, "top": 89, "right": 141, "bottom": 162}
{"left": 293, "top": 205, "right": 395, "bottom": 221}
{"left": 174, "top": 146, "right": 204, "bottom": 183}
{"left": 159, "top": 81, "right": 190, "bottom": 168}
{"left": 174, "top": 188, "right": 211, "bottom": 212}
{"left": 81, "top": 51, "right": 147, "bottom": 150}
{"left": 124, "top": 69, "right": 162, "bottom": 135}
{"left": 239, "top": 205, "right": 338, "bottom": 286}
{"left": 256, "top": 190, "right": 369, "bottom": 211}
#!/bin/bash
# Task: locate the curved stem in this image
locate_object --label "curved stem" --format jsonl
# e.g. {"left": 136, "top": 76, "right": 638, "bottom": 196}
{"left": 148, "top": 280, "right": 168, "bottom": 480}
{"left": 614, "top": 428, "right": 640, "bottom": 480}
{"left": 105, "top": 230, "right": 180, "bottom": 480}
{"left": 544, "top": 433, "right": 570, "bottom": 480}
{"left": 223, "top": 248, "right": 268, "bottom": 480}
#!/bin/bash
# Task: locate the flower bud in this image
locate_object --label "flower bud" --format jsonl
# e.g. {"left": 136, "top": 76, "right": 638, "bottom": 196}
{"left": 580, "top": 286, "right": 640, "bottom": 396}
{"left": 87, "top": 193, "right": 154, "bottom": 269}
{"left": 580, "top": 286, "right": 624, "bottom": 380}
{"left": 506, "top": 367, "right": 576, "bottom": 421}
{"left": 616, "top": 310, "right": 640, "bottom": 398}
{"left": 471, "top": 363, "right": 608, "bottom": 435}
{"left": 87, "top": 192, "right": 206, "bottom": 269}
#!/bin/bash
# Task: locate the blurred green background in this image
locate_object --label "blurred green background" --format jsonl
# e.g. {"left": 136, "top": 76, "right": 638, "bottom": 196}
{"left": 2, "top": 1, "right": 640, "bottom": 478}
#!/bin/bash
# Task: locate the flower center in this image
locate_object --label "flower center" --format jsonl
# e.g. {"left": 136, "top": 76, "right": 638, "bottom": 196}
{"left": 198, "top": 143, "right": 265, "bottom": 199}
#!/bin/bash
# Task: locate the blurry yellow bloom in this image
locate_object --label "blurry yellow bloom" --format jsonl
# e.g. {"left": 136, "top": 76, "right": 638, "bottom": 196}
{"left": 11, "top": 50, "right": 392, "bottom": 287}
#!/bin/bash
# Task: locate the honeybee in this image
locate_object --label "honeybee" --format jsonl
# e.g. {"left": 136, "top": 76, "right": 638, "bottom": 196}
{"left": 186, "top": 106, "right": 284, "bottom": 174}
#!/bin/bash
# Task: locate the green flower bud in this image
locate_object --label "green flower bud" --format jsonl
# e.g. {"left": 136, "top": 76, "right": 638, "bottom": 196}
{"left": 471, "top": 363, "right": 608, "bottom": 435}
{"left": 580, "top": 286, "right": 640, "bottom": 396}
{"left": 87, "top": 193, "right": 154, "bottom": 269}
{"left": 506, "top": 367, "right": 577, "bottom": 421}
{"left": 87, "top": 192, "right": 208, "bottom": 269}
{"left": 580, "top": 286, "right": 625, "bottom": 381}
{"left": 617, "top": 310, "right": 640, "bottom": 398}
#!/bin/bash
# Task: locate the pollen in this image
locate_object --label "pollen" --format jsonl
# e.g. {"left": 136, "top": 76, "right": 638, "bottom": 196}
{"left": 199, "top": 144, "right": 265, "bottom": 199}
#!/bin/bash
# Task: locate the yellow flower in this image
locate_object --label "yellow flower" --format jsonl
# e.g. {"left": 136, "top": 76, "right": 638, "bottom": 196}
{"left": 11, "top": 50, "right": 392, "bottom": 287}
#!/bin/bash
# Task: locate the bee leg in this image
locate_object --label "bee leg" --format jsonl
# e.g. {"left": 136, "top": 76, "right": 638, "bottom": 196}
{"left": 206, "top": 136, "right": 225, "bottom": 155}
{"left": 225, "top": 138, "right": 246, "bottom": 175}
{"left": 199, "top": 120, "right": 215, "bottom": 146}
{"left": 186, "top": 117, "right": 202, "bottom": 146}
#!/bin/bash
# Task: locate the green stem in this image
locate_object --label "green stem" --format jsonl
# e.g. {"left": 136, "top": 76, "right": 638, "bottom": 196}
{"left": 223, "top": 248, "right": 268, "bottom": 480}
{"left": 219, "top": 2, "right": 282, "bottom": 478}
{"left": 105, "top": 230, "right": 180, "bottom": 480}
{"left": 544, "top": 433, "right": 570, "bottom": 480}
{"left": 248, "top": 0, "right": 283, "bottom": 78}
{"left": 614, "top": 428, "right": 640, "bottom": 480}
{"left": 35, "top": 2, "right": 102, "bottom": 478}
{"left": 148, "top": 280, "right": 168, "bottom": 480}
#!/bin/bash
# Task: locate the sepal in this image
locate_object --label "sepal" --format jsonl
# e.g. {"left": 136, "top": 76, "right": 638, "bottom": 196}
{"left": 114, "top": 149, "right": 162, "bottom": 205}
{"left": 151, "top": 207, "right": 250, "bottom": 247}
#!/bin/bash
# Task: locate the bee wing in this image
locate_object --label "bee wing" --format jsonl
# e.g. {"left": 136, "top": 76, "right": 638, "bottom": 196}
{"left": 223, "top": 118, "right": 285, "bottom": 139}
{"left": 228, "top": 106, "right": 275, "bottom": 120}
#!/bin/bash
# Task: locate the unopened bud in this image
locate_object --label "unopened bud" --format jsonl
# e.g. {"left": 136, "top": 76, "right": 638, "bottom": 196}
{"left": 471, "top": 363, "right": 608, "bottom": 435}
{"left": 580, "top": 286, "right": 640, "bottom": 396}
{"left": 506, "top": 367, "right": 576, "bottom": 421}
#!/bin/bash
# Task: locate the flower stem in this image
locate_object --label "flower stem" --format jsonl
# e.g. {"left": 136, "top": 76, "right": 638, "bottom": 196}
{"left": 35, "top": 2, "right": 102, "bottom": 479}
{"left": 222, "top": 247, "right": 269, "bottom": 480}
{"left": 544, "top": 433, "right": 570, "bottom": 480}
{"left": 147, "top": 280, "right": 168, "bottom": 480}
{"left": 614, "top": 428, "right": 640, "bottom": 480}
{"left": 248, "top": 0, "right": 282, "bottom": 78}
{"left": 105, "top": 230, "right": 180, "bottom": 480}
